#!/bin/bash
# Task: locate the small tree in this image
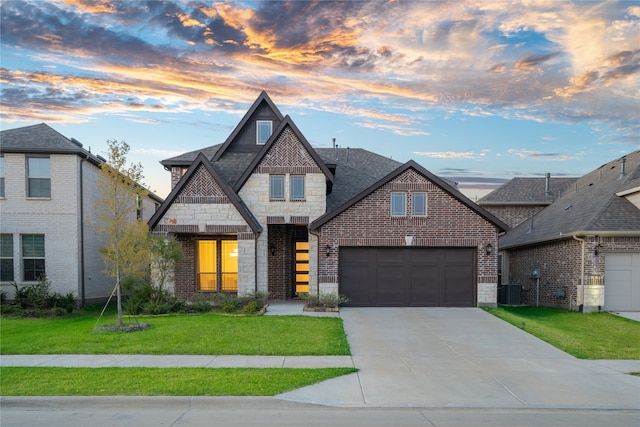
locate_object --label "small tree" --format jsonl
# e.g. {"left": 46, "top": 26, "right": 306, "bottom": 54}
{"left": 149, "top": 234, "right": 183, "bottom": 293}
{"left": 95, "top": 140, "right": 151, "bottom": 326}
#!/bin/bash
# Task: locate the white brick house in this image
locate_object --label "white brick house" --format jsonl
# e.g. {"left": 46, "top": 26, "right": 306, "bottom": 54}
{"left": 150, "top": 92, "right": 507, "bottom": 306}
{"left": 0, "top": 124, "right": 162, "bottom": 304}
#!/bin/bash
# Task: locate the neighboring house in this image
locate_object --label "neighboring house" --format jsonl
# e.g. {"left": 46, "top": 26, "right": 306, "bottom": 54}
{"left": 0, "top": 124, "right": 162, "bottom": 304}
{"left": 149, "top": 92, "right": 508, "bottom": 307}
{"left": 479, "top": 151, "right": 640, "bottom": 312}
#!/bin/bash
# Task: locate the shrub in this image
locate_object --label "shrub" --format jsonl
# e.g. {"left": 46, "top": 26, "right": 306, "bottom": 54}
{"left": 51, "top": 306, "right": 68, "bottom": 317}
{"left": 121, "top": 276, "right": 181, "bottom": 315}
{"left": 5, "top": 277, "right": 77, "bottom": 317}
{"left": 299, "top": 292, "right": 349, "bottom": 308}
{"left": 242, "top": 300, "right": 260, "bottom": 314}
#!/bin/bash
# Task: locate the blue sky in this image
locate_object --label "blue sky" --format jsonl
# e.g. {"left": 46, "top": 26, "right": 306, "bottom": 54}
{"left": 1, "top": 0, "right": 638, "bottom": 200}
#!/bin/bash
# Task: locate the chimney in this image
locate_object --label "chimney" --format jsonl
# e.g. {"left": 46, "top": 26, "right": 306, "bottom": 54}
{"left": 620, "top": 156, "right": 627, "bottom": 179}
{"left": 544, "top": 173, "right": 552, "bottom": 198}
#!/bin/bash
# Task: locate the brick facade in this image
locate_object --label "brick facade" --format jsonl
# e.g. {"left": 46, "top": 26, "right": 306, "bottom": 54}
{"left": 506, "top": 235, "right": 640, "bottom": 310}
{"left": 484, "top": 205, "right": 546, "bottom": 229}
{"left": 316, "top": 169, "right": 499, "bottom": 305}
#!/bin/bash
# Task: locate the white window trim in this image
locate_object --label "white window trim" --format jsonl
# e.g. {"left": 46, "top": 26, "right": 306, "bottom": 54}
{"left": 391, "top": 192, "right": 407, "bottom": 216}
{"left": 256, "top": 120, "right": 272, "bottom": 145}
{"left": 411, "top": 192, "right": 427, "bottom": 217}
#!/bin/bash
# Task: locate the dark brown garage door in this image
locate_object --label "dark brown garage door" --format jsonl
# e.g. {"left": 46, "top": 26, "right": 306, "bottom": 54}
{"left": 339, "top": 247, "right": 476, "bottom": 307}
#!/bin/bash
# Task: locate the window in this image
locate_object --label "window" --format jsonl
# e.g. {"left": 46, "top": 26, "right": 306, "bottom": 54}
{"left": 1, "top": 234, "right": 13, "bottom": 282}
{"left": 270, "top": 175, "right": 285, "bottom": 200}
{"left": 27, "top": 157, "right": 51, "bottom": 198}
{"left": 197, "top": 239, "right": 238, "bottom": 292}
{"left": 290, "top": 175, "right": 305, "bottom": 200}
{"left": 22, "top": 234, "right": 45, "bottom": 281}
{"left": 0, "top": 157, "right": 5, "bottom": 198}
{"left": 391, "top": 192, "right": 406, "bottom": 216}
{"left": 411, "top": 192, "right": 427, "bottom": 216}
{"left": 256, "top": 120, "right": 272, "bottom": 145}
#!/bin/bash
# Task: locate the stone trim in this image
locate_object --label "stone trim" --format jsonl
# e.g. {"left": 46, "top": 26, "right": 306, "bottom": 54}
{"left": 319, "top": 275, "right": 338, "bottom": 283}
{"left": 337, "top": 237, "right": 480, "bottom": 247}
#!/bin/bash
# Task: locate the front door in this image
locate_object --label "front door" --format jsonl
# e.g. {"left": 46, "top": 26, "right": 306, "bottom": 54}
{"left": 293, "top": 227, "right": 309, "bottom": 296}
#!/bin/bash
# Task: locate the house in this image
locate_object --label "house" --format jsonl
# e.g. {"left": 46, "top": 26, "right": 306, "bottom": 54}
{"left": 479, "top": 150, "right": 640, "bottom": 312}
{"left": 149, "top": 91, "right": 508, "bottom": 307}
{"left": 0, "top": 124, "right": 163, "bottom": 304}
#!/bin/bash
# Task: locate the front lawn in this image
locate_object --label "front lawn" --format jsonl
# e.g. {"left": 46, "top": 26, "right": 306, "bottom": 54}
{"left": 0, "top": 306, "right": 350, "bottom": 356}
{"left": 0, "top": 367, "right": 357, "bottom": 396}
{"left": 485, "top": 306, "right": 640, "bottom": 360}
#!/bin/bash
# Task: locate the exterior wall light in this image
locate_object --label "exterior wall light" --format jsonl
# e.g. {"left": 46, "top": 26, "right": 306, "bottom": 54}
{"left": 594, "top": 243, "right": 603, "bottom": 256}
{"left": 269, "top": 243, "right": 276, "bottom": 256}
{"left": 485, "top": 243, "right": 493, "bottom": 256}
{"left": 325, "top": 245, "right": 331, "bottom": 257}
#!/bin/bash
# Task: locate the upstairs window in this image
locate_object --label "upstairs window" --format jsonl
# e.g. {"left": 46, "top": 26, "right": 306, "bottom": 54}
{"left": 27, "top": 157, "right": 51, "bottom": 198}
{"left": 269, "top": 175, "right": 285, "bottom": 200}
{"left": 0, "top": 157, "right": 5, "bottom": 198}
{"left": 22, "top": 234, "right": 45, "bottom": 281}
{"left": 256, "top": 120, "right": 272, "bottom": 145}
{"left": 0, "top": 234, "right": 13, "bottom": 282}
{"left": 290, "top": 175, "right": 305, "bottom": 200}
{"left": 411, "top": 192, "right": 427, "bottom": 216}
{"left": 391, "top": 192, "right": 406, "bottom": 216}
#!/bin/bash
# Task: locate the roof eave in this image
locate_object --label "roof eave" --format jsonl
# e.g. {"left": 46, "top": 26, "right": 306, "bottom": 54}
{"left": 500, "top": 230, "right": 640, "bottom": 250}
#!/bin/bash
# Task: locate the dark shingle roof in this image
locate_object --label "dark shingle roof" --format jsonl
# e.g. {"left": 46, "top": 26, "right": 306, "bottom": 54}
{"left": 316, "top": 148, "right": 402, "bottom": 211}
{"left": 160, "top": 144, "right": 222, "bottom": 167}
{"left": 500, "top": 150, "right": 640, "bottom": 248}
{"left": 1, "top": 123, "right": 85, "bottom": 154}
{"left": 478, "top": 176, "right": 577, "bottom": 205}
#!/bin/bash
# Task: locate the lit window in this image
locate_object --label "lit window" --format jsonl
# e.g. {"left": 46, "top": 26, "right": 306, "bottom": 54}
{"left": 270, "top": 175, "right": 285, "bottom": 200}
{"left": 391, "top": 192, "right": 406, "bottom": 216}
{"left": 1, "top": 234, "right": 13, "bottom": 282}
{"left": 411, "top": 192, "right": 427, "bottom": 216}
{"left": 257, "top": 121, "right": 272, "bottom": 145}
{"left": 290, "top": 175, "right": 305, "bottom": 200}
{"left": 0, "top": 157, "right": 5, "bottom": 198}
{"left": 197, "top": 239, "right": 238, "bottom": 292}
{"left": 22, "top": 234, "right": 45, "bottom": 281}
{"left": 27, "top": 157, "right": 51, "bottom": 198}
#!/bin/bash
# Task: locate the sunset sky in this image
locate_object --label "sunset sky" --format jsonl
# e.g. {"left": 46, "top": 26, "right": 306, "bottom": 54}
{"left": 1, "top": 0, "right": 638, "bottom": 200}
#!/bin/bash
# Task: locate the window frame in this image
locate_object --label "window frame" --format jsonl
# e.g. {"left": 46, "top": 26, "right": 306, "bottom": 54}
{"left": 390, "top": 192, "right": 407, "bottom": 217}
{"left": 196, "top": 238, "right": 238, "bottom": 292}
{"left": 256, "top": 120, "right": 272, "bottom": 145}
{"left": 26, "top": 156, "right": 51, "bottom": 198}
{"left": 411, "top": 192, "right": 427, "bottom": 217}
{"left": 22, "top": 234, "right": 45, "bottom": 281}
{"left": 269, "top": 174, "right": 285, "bottom": 200}
{"left": 0, "top": 234, "right": 14, "bottom": 282}
{"left": 290, "top": 175, "right": 305, "bottom": 200}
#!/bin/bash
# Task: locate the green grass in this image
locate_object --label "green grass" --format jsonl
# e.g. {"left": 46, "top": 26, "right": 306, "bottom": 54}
{"left": 0, "top": 367, "right": 357, "bottom": 396}
{"left": 0, "top": 306, "right": 350, "bottom": 356}
{"left": 485, "top": 306, "right": 640, "bottom": 360}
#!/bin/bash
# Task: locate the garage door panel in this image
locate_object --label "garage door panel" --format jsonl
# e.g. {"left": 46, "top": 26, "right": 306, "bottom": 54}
{"left": 443, "top": 265, "right": 475, "bottom": 306}
{"left": 409, "top": 266, "right": 439, "bottom": 306}
{"left": 340, "top": 247, "right": 475, "bottom": 307}
{"left": 605, "top": 253, "right": 640, "bottom": 311}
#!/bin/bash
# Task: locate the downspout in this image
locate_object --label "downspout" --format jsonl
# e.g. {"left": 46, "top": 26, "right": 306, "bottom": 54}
{"left": 573, "top": 235, "right": 585, "bottom": 312}
{"left": 79, "top": 154, "right": 86, "bottom": 307}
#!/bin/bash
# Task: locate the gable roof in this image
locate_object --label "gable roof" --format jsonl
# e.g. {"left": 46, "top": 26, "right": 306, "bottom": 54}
{"left": 478, "top": 176, "right": 577, "bottom": 206}
{"left": 310, "top": 160, "right": 509, "bottom": 232}
{"left": 500, "top": 150, "right": 640, "bottom": 249}
{"left": 212, "top": 91, "right": 284, "bottom": 162}
{"left": 148, "top": 152, "right": 262, "bottom": 234}
{"left": 232, "top": 115, "right": 334, "bottom": 192}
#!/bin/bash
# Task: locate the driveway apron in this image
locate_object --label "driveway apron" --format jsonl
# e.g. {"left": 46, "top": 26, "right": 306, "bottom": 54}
{"left": 278, "top": 307, "right": 640, "bottom": 408}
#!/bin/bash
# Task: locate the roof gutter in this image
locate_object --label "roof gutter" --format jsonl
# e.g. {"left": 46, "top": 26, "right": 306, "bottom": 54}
{"left": 500, "top": 230, "right": 640, "bottom": 250}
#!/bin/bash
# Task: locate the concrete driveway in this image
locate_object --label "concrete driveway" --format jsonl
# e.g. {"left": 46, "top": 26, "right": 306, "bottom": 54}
{"left": 279, "top": 308, "right": 640, "bottom": 409}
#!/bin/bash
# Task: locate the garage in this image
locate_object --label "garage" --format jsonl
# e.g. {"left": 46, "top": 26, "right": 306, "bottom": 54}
{"left": 604, "top": 253, "right": 640, "bottom": 311}
{"left": 339, "top": 247, "right": 476, "bottom": 307}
